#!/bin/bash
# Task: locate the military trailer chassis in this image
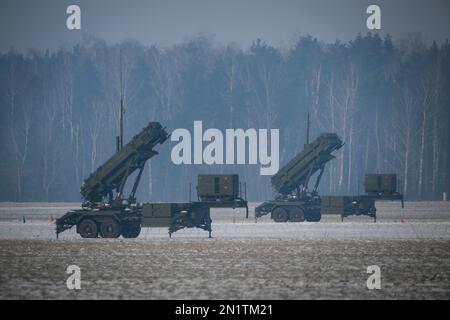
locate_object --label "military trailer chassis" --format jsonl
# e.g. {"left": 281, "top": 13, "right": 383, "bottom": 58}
{"left": 56, "top": 208, "right": 142, "bottom": 238}
{"left": 56, "top": 202, "right": 213, "bottom": 239}
{"left": 255, "top": 193, "right": 322, "bottom": 222}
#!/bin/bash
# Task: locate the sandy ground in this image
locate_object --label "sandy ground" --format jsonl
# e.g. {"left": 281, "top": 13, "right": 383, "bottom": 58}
{"left": 0, "top": 201, "right": 449, "bottom": 299}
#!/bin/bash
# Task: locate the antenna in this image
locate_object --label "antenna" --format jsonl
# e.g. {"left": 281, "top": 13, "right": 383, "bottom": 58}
{"left": 120, "top": 94, "right": 124, "bottom": 150}
{"left": 306, "top": 112, "right": 310, "bottom": 144}
{"left": 117, "top": 50, "right": 124, "bottom": 152}
{"left": 189, "top": 182, "right": 192, "bottom": 202}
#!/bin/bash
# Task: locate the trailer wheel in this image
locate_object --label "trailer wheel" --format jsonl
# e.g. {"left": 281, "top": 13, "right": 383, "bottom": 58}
{"left": 78, "top": 219, "right": 98, "bottom": 238}
{"left": 128, "top": 224, "right": 141, "bottom": 238}
{"left": 272, "top": 207, "right": 288, "bottom": 222}
{"left": 306, "top": 213, "right": 322, "bottom": 222}
{"left": 122, "top": 223, "right": 141, "bottom": 238}
{"left": 288, "top": 207, "right": 305, "bottom": 222}
{"left": 100, "top": 219, "right": 120, "bottom": 238}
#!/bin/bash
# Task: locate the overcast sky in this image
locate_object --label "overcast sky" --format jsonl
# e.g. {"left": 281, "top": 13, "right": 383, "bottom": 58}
{"left": 1, "top": 0, "right": 449, "bottom": 53}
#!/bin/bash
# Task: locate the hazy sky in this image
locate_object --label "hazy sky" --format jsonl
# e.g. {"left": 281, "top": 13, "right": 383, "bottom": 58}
{"left": 1, "top": 0, "right": 449, "bottom": 52}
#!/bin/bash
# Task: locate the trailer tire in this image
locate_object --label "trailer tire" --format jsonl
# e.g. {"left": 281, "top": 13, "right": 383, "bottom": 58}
{"left": 78, "top": 219, "right": 98, "bottom": 238}
{"left": 306, "top": 213, "right": 322, "bottom": 222}
{"left": 289, "top": 207, "right": 305, "bottom": 222}
{"left": 272, "top": 207, "right": 288, "bottom": 222}
{"left": 122, "top": 223, "right": 141, "bottom": 238}
{"left": 100, "top": 219, "right": 120, "bottom": 238}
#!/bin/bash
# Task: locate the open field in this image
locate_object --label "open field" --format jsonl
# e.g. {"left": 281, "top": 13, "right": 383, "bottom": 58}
{"left": 0, "top": 201, "right": 449, "bottom": 299}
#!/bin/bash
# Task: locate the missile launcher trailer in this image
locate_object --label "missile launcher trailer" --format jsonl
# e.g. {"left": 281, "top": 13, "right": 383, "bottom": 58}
{"left": 56, "top": 122, "right": 170, "bottom": 238}
{"left": 56, "top": 122, "right": 214, "bottom": 238}
{"left": 55, "top": 121, "right": 248, "bottom": 238}
{"left": 255, "top": 133, "right": 343, "bottom": 222}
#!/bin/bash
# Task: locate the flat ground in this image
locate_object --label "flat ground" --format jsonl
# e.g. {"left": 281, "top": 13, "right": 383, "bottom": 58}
{"left": 0, "top": 201, "right": 449, "bottom": 299}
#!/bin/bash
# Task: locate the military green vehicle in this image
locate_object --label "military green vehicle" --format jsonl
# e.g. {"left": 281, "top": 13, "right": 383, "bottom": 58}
{"left": 56, "top": 122, "right": 170, "bottom": 238}
{"left": 255, "top": 133, "right": 343, "bottom": 222}
{"left": 56, "top": 122, "right": 214, "bottom": 238}
{"left": 55, "top": 121, "right": 249, "bottom": 238}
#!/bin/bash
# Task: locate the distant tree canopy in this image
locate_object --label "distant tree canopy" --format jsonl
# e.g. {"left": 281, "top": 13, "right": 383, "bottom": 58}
{"left": 0, "top": 34, "right": 449, "bottom": 202}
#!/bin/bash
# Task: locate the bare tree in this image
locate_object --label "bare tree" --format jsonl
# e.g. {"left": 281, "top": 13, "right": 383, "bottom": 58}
{"left": 7, "top": 58, "right": 31, "bottom": 201}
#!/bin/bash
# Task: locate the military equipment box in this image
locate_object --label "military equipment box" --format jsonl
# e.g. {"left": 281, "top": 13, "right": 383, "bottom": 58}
{"left": 365, "top": 174, "right": 397, "bottom": 194}
{"left": 142, "top": 203, "right": 175, "bottom": 227}
{"left": 142, "top": 202, "right": 206, "bottom": 227}
{"left": 197, "top": 174, "right": 239, "bottom": 201}
{"left": 321, "top": 196, "right": 355, "bottom": 215}
{"left": 321, "top": 196, "right": 370, "bottom": 215}
{"left": 141, "top": 202, "right": 212, "bottom": 235}
{"left": 321, "top": 195, "right": 376, "bottom": 221}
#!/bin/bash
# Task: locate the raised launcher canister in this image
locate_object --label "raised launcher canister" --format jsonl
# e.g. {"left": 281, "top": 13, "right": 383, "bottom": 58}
{"left": 79, "top": 122, "right": 170, "bottom": 207}
{"left": 255, "top": 133, "right": 343, "bottom": 222}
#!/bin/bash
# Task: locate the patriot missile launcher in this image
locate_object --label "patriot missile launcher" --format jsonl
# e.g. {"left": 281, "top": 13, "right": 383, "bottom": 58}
{"left": 56, "top": 122, "right": 215, "bottom": 238}
{"left": 56, "top": 122, "right": 172, "bottom": 238}
{"left": 255, "top": 133, "right": 343, "bottom": 222}
{"left": 56, "top": 122, "right": 246, "bottom": 239}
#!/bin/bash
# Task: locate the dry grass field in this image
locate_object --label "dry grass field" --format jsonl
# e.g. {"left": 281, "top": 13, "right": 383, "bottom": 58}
{"left": 0, "top": 201, "right": 449, "bottom": 299}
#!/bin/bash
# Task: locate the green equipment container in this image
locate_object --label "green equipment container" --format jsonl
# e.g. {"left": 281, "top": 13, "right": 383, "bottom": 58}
{"left": 321, "top": 195, "right": 376, "bottom": 221}
{"left": 321, "top": 196, "right": 357, "bottom": 215}
{"left": 197, "top": 174, "right": 239, "bottom": 201}
{"left": 141, "top": 203, "right": 174, "bottom": 227}
{"left": 365, "top": 174, "right": 397, "bottom": 194}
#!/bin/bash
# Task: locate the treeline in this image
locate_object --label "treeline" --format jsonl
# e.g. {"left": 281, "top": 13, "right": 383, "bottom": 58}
{"left": 0, "top": 34, "right": 449, "bottom": 202}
